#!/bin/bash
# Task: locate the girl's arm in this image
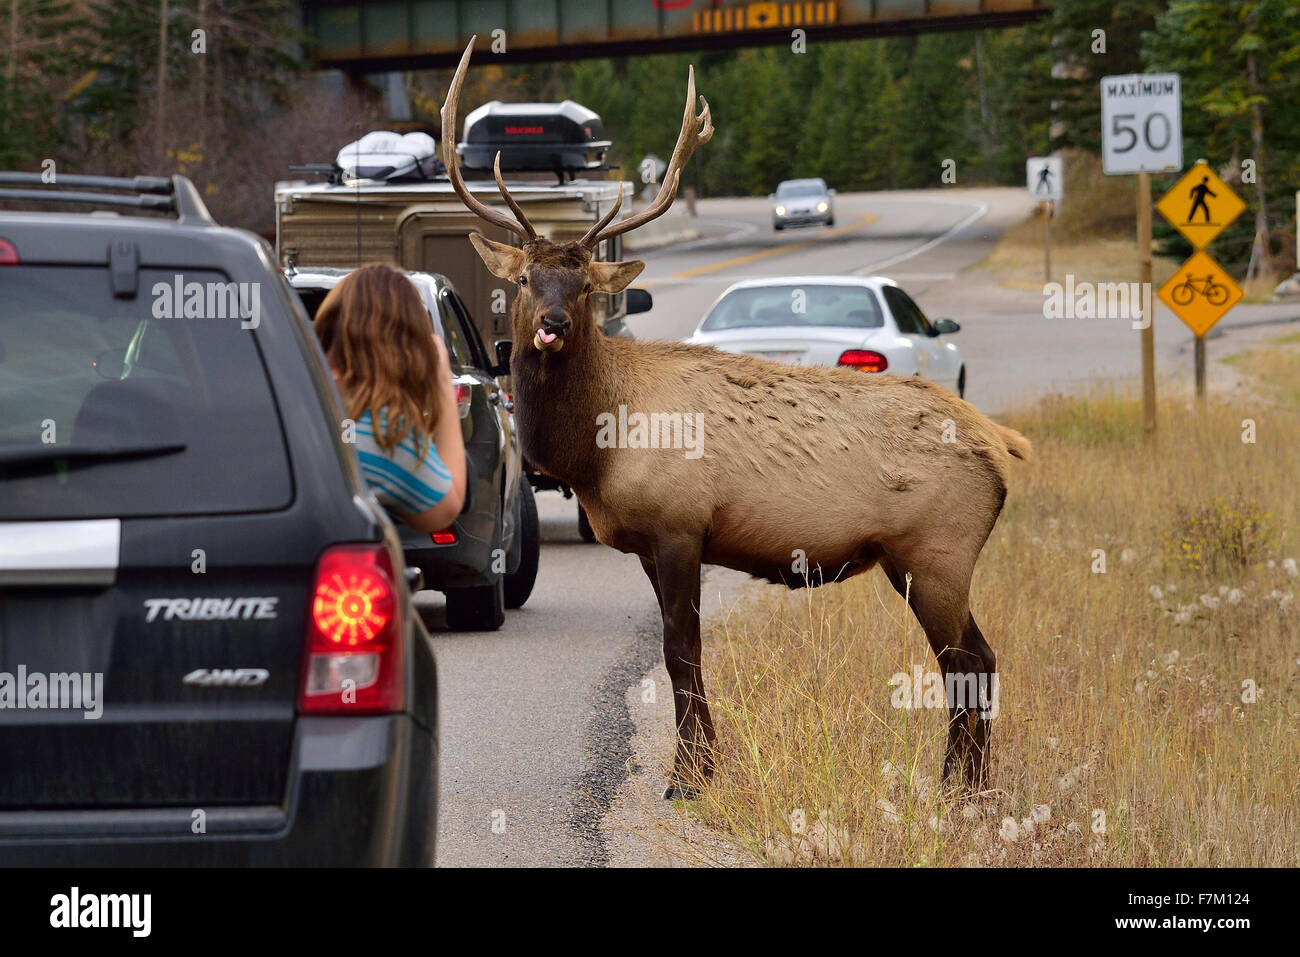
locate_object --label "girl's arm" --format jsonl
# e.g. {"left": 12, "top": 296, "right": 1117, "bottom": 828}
{"left": 404, "top": 335, "right": 468, "bottom": 533}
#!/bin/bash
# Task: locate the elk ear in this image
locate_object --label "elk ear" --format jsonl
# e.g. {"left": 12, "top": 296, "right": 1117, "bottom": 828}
{"left": 587, "top": 259, "right": 645, "bottom": 294}
{"left": 468, "top": 232, "right": 526, "bottom": 281}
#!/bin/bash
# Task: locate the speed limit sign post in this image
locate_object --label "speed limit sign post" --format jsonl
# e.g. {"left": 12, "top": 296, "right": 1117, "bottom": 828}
{"left": 1101, "top": 74, "right": 1182, "bottom": 175}
{"left": 1101, "top": 72, "right": 1183, "bottom": 439}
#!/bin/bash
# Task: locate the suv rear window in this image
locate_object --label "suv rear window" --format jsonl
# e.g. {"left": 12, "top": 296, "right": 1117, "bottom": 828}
{"left": 0, "top": 265, "right": 293, "bottom": 519}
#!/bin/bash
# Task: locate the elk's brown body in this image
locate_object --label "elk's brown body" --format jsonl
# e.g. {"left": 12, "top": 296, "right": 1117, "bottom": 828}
{"left": 441, "top": 37, "right": 1029, "bottom": 797}
{"left": 515, "top": 333, "right": 1028, "bottom": 581}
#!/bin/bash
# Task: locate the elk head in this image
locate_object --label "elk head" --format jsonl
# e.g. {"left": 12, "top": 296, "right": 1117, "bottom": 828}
{"left": 441, "top": 36, "right": 711, "bottom": 355}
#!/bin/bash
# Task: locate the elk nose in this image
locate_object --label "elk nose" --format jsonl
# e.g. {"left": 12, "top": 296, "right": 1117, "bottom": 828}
{"left": 540, "top": 311, "right": 570, "bottom": 336}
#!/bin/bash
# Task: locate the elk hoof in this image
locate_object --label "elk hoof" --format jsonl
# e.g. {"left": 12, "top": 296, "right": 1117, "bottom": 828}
{"left": 662, "top": 783, "right": 699, "bottom": 801}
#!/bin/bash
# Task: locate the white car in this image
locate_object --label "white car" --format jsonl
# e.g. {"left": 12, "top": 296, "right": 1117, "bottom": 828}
{"left": 771, "top": 178, "right": 835, "bottom": 230}
{"left": 686, "top": 275, "right": 966, "bottom": 397}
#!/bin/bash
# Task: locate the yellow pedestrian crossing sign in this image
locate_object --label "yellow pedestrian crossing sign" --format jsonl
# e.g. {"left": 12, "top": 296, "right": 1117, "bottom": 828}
{"left": 1157, "top": 250, "right": 1243, "bottom": 336}
{"left": 1155, "top": 160, "right": 1245, "bottom": 249}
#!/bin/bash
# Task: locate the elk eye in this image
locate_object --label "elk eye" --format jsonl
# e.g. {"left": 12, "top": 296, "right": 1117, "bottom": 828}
{"left": 518, "top": 275, "right": 528, "bottom": 287}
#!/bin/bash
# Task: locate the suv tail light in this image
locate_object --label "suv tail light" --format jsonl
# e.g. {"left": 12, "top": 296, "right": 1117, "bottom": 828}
{"left": 0, "top": 239, "right": 18, "bottom": 265}
{"left": 430, "top": 529, "right": 456, "bottom": 545}
{"left": 455, "top": 383, "right": 472, "bottom": 419}
{"left": 838, "top": 349, "right": 888, "bottom": 373}
{"left": 299, "top": 544, "right": 404, "bottom": 715}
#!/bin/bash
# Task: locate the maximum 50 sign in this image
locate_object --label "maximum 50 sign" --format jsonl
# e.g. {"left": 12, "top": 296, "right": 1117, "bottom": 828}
{"left": 1101, "top": 73, "right": 1182, "bottom": 175}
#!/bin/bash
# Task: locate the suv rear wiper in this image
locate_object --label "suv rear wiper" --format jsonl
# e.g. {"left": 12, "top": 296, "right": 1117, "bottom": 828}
{"left": 0, "top": 441, "right": 187, "bottom": 466}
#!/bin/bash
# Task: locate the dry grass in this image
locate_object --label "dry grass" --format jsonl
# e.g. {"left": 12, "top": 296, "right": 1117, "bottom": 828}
{"left": 680, "top": 340, "right": 1300, "bottom": 867}
{"left": 984, "top": 150, "right": 1181, "bottom": 291}
{"left": 1240, "top": 274, "right": 1282, "bottom": 305}
{"left": 1226, "top": 337, "right": 1300, "bottom": 409}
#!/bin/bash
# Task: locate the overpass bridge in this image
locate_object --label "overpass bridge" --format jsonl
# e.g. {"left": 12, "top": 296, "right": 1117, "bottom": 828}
{"left": 303, "top": 0, "right": 1047, "bottom": 71}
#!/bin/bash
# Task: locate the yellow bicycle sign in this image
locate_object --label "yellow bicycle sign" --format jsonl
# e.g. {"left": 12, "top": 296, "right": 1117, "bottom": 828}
{"left": 1169, "top": 272, "right": 1230, "bottom": 308}
{"left": 1157, "top": 250, "right": 1243, "bottom": 336}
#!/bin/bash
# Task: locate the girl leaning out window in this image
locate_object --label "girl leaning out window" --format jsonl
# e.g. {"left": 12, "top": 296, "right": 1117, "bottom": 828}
{"left": 314, "top": 264, "right": 467, "bottom": 533}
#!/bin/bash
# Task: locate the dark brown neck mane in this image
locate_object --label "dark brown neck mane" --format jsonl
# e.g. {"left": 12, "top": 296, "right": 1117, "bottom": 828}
{"left": 508, "top": 320, "right": 625, "bottom": 496}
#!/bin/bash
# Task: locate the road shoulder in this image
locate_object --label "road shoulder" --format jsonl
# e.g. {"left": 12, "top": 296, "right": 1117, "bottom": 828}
{"left": 600, "top": 566, "right": 762, "bottom": 868}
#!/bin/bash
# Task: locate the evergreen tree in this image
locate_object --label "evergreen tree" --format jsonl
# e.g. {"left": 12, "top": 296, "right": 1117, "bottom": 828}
{"left": 1047, "top": 0, "right": 1168, "bottom": 153}
{"left": 896, "top": 33, "right": 982, "bottom": 188}
{"left": 1145, "top": 0, "right": 1300, "bottom": 276}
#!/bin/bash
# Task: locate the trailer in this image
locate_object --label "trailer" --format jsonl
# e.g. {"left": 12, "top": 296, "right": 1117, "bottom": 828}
{"left": 274, "top": 174, "right": 637, "bottom": 346}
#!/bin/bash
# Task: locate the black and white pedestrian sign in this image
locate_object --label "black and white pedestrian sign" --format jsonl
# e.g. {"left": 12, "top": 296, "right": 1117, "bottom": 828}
{"left": 1100, "top": 73, "right": 1182, "bottom": 175}
{"left": 1026, "top": 157, "right": 1063, "bottom": 202}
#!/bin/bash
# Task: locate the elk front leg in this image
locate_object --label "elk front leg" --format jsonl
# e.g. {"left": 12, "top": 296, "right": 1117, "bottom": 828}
{"left": 647, "top": 537, "right": 714, "bottom": 800}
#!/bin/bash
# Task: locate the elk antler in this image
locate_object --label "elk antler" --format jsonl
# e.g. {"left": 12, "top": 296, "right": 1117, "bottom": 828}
{"left": 585, "top": 64, "right": 713, "bottom": 247}
{"left": 578, "top": 184, "right": 623, "bottom": 249}
{"left": 441, "top": 37, "right": 538, "bottom": 241}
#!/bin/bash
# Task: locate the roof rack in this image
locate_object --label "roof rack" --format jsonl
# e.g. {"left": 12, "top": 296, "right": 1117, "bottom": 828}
{"left": 287, "top": 163, "right": 348, "bottom": 187}
{"left": 0, "top": 173, "right": 216, "bottom": 224}
{"left": 288, "top": 159, "right": 448, "bottom": 188}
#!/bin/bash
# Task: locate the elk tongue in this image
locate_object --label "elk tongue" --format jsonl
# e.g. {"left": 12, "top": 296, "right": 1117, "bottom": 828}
{"left": 534, "top": 328, "right": 562, "bottom": 352}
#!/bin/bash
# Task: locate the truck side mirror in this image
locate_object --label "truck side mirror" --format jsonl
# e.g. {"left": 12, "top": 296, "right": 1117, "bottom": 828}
{"left": 626, "top": 288, "right": 653, "bottom": 315}
{"left": 491, "top": 339, "right": 513, "bottom": 376}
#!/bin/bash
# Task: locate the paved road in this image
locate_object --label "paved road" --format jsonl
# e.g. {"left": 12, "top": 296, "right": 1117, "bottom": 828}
{"left": 629, "top": 188, "right": 1033, "bottom": 411}
{"left": 428, "top": 187, "right": 1300, "bottom": 867}
{"left": 631, "top": 190, "right": 1015, "bottom": 338}
{"left": 633, "top": 188, "right": 1300, "bottom": 413}
{"left": 425, "top": 494, "right": 660, "bottom": 866}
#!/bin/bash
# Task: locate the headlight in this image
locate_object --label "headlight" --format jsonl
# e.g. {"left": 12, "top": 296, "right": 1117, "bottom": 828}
{"left": 817, "top": 201, "right": 829, "bottom": 213}
{"left": 775, "top": 205, "right": 786, "bottom": 216}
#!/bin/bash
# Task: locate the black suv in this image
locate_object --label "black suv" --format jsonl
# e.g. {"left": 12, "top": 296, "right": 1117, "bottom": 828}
{"left": 0, "top": 173, "right": 437, "bottom": 865}
{"left": 288, "top": 268, "right": 539, "bottom": 631}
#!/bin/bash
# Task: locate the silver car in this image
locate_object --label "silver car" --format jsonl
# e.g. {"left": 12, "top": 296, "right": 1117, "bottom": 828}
{"left": 771, "top": 178, "right": 835, "bottom": 230}
{"left": 686, "top": 275, "right": 966, "bottom": 398}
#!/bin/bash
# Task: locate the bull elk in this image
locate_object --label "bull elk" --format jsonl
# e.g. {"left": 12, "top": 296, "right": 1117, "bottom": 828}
{"left": 441, "top": 38, "right": 1030, "bottom": 798}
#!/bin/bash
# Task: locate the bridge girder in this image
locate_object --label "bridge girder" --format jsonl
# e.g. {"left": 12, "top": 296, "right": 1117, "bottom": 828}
{"left": 302, "top": 0, "right": 1048, "bottom": 72}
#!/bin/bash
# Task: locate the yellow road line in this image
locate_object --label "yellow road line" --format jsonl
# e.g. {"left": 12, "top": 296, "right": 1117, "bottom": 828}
{"left": 642, "top": 214, "right": 878, "bottom": 288}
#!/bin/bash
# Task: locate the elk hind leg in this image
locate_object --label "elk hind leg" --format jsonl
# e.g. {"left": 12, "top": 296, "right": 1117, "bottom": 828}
{"left": 880, "top": 553, "right": 996, "bottom": 790}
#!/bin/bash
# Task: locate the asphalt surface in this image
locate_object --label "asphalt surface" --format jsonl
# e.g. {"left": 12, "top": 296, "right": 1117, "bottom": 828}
{"left": 629, "top": 188, "right": 1031, "bottom": 410}
{"left": 422, "top": 494, "right": 660, "bottom": 866}
{"left": 426, "top": 187, "right": 1300, "bottom": 867}
{"left": 632, "top": 188, "right": 1300, "bottom": 413}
